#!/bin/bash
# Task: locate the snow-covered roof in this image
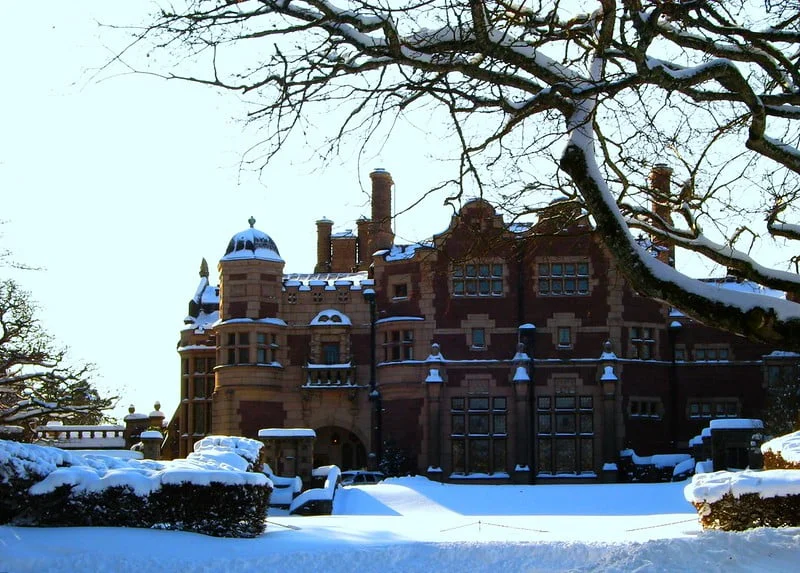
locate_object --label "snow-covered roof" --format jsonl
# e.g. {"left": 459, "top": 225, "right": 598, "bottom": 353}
{"left": 384, "top": 243, "right": 430, "bottom": 262}
{"left": 284, "top": 272, "right": 371, "bottom": 288}
{"left": 310, "top": 309, "right": 352, "bottom": 326}
{"left": 221, "top": 218, "right": 284, "bottom": 263}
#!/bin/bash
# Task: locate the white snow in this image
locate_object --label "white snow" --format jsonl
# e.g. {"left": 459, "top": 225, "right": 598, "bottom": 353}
{"left": 762, "top": 430, "right": 800, "bottom": 464}
{"left": 709, "top": 418, "right": 764, "bottom": 430}
{"left": 258, "top": 428, "right": 317, "bottom": 438}
{"left": 3, "top": 475, "right": 800, "bottom": 571}
{"left": 309, "top": 309, "right": 352, "bottom": 326}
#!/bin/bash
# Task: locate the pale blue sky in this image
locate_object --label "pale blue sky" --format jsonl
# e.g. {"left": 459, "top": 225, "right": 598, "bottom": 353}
{"left": 1, "top": 2, "right": 449, "bottom": 421}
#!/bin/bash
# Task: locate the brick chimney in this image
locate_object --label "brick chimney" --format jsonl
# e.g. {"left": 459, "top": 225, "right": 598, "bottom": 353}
{"left": 649, "top": 163, "right": 674, "bottom": 266}
{"left": 369, "top": 169, "right": 395, "bottom": 256}
{"left": 356, "top": 216, "right": 370, "bottom": 269}
{"left": 315, "top": 217, "right": 333, "bottom": 273}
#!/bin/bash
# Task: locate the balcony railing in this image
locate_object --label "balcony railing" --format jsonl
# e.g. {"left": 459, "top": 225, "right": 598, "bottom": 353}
{"left": 303, "top": 362, "right": 359, "bottom": 387}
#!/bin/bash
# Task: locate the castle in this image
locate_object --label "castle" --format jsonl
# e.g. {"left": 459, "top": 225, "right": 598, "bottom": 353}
{"left": 167, "top": 168, "right": 791, "bottom": 482}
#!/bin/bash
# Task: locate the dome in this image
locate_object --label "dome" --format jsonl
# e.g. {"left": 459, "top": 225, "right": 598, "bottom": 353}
{"left": 221, "top": 216, "right": 284, "bottom": 263}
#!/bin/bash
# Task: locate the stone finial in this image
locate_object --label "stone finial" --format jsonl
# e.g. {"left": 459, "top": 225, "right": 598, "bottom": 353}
{"left": 248, "top": 216, "right": 256, "bottom": 228}
{"left": 128, "top": 404, "right": 135, "bottom": 414}
{"left": 200, "top": 258, "right": 209, "bottom": 278}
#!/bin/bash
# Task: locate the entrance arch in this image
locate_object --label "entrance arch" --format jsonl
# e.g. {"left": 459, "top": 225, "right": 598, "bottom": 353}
{"left": 314, "top": 426, "right": 367, "bottom": 470}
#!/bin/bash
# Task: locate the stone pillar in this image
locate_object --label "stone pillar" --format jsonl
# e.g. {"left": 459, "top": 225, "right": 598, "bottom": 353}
{"left": 141, "top": 430, "right": 163, "bottom": 460}
{"left": 600, "top": 341, "right": 619, "bottom": 469}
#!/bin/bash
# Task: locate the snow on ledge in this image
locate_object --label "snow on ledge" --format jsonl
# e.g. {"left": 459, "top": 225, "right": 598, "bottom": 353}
{"left": 709, "top": 419, "right": 764, "bottom": 430}
{"left": 258, "top": 428, "right": 317, "bottom": 439}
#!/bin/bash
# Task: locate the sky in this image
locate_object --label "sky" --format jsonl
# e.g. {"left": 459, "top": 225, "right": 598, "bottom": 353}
{"left": 1, "top": 2, "right": 453, "bottom": 422}
{"left": 2, "top": 2, "right": 788, "bottom": 425}
{"left": 2, "top": 474, "right": 800, "bottom": 572}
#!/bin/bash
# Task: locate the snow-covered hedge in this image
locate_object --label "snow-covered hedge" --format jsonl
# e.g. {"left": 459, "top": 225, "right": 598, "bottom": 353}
{"left": 684, "top": 469, "right": 800, "bottom": 530}
{"left": 761, "top": 431, "right": 800, "bottom": 470}
{"left": 0, "top": 436, "right": 273, "bottom": 537}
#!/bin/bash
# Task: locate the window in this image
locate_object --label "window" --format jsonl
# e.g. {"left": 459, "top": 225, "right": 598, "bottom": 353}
{"left": 694, "top": 346, "right": 730, "bottom": 361}
{"left": 688, "top": 399, "right": 738, "bottom": 419}
{"left": 193, "top": 403, "right": 207, "bottom": 434}
{"left": 312, "top": 291, "right": 324, "bottom": 303}
{"left": 257, "top": 332, "right": 279, "bottom": 363}
{"left": 536, "top": 393, "right": 594, "bottom": 475}
{"left": 557, "top": 327, "right": 571, "bottom": 348}
{"left": 674, "top": 346, "right": 686, "bottom": 361}
{"left": 450, "top": 395, "right": 507, "bottom": 474}
{"left": 287, "top": 292, "right": 298, "bottom": 304}
{"left": 226, "top": 332, "right": 250, "bottom": 365}
{"left": 337, "top": 290, "right": 350, "bottom": 304}
{"left": 629, "top": 399, "right": 661, "bottom": 419}
{"left": 323, "top": 343, "right": 341, "bottom": 365}
{"left": 452, "top": 262, "right": 504, "bottom": 296}
{"left": 393, "top": 283, "right": 408, "bottom": 299}
{"left": 629, "top": 326, "right": 655, "bottom": 359}
{"left": 384, "top": 330, "right": 414, "bottom": 361}
{"left": 538, "top": 261, "right": 589, "bottom": 296}
{"left": 471, "top": 328, "right": 486, "bottom": 349}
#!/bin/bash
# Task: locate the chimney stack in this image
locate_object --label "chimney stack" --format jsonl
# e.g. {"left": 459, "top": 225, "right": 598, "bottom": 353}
{"left": 369, "top": 169, "right": 395, "bottom": 256}
{"left": 315, "top": 217, "right": 333, "bottom": 273}
{"left": 648, "top": 163, "right": 674, "bottom": 267}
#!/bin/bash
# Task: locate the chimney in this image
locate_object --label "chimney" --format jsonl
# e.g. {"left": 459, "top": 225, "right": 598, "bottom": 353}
{"left": 315, "top": 217, "right": 333, "bottom": 273}
{"left": 356, "top": 216, "right": 370, "bottom": 269}
{"left": 369, "top": 169, "right": 395, "bottom": 255}
{"left": 648, "top": 163, "right": 674, "bottom": 267}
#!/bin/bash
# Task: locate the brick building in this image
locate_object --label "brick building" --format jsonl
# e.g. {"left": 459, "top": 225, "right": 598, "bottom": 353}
{"left": 167, "top": 168, "right": 791, "bottom": 482}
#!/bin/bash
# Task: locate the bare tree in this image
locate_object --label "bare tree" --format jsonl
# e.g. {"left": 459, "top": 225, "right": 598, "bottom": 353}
{"left": 0, "top": 279, "right": 116, "bottom": 433}
{"left": 128, "top": 0, "right": 800, "bottom": 347}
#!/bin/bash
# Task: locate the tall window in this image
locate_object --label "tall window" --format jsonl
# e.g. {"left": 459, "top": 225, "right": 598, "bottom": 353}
{"left": 257, "top": 332, "right": 279, "bottom": 363}
{"left": 452, "top": 262, "right": 504, "bottom": 296}
{"left": 322, "top": 343, "right": 341, "bottom": 365}
{"left": 384, "top": 330, "right": 414, "bottom": 361}
{"left": 538, "top": 262, "right": 590, "bottom": 296}
{"left": 536, "top": 394, "right": 594, "bottom": 475}
{"left": 226, "top": 332, "right": 250, "bottom": 364}
{"left": 630, "top": 327, "right": 655, "bottom": 359}
{"left": 471, "top": 328, "right": 486, "bottom": 349}
{"left": 192, "top": 357, "right": 215, "bottom": 398}
{"left": 451, "top": 396, "right": 507, "bottom": 475}
{"left": 557, "top": 327, "right": 572, "bottom": 348}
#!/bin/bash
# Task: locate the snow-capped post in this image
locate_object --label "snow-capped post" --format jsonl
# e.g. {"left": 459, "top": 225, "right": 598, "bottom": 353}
{"left": 518, "top": 324, "right": 536, "bottom": 484}
{"left": 425, "top": 343, "right": 446, "bottom": 480}
{"left": 667, "top": 321, "right": 683, "bottom": 450}
{"left": 362, "top": 288, "right": 382, "bottom": 469}
{"left": 599, "top": 340, "right": 619, "bottom": 470}
{"left": 140, "top": 430, "right": 163, "bottom": 460}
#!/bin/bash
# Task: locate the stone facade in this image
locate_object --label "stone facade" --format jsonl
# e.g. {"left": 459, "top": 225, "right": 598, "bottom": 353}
{"left": 168, "top": 168, "right": 791, "bottom": 483}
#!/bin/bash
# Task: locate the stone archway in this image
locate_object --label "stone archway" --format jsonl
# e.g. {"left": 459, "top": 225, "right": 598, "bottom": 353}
{"left": 314, "top": 426, "right": 367, "bottom": 470}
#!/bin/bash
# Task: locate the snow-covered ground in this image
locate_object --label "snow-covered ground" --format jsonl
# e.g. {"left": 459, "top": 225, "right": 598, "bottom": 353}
{"left": 2, "top": 476, "right": 799, "bottom": 572}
